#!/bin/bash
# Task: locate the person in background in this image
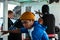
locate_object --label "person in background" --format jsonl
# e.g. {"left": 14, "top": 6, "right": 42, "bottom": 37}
{"left": 42, "top": 4, "right": 55, "bottom": 34}
{"left": 20, "top": 11, "right": 49, "bottom": 40}
{"left": 42, "top": 5, "right": 55, "bottom": 39}
{"left": 8, "top": 10, "right": 14, "bottom": 28}
{"left": 2, "top": 10, "right": 21, "bottom": 40}
{"left": 5, "top": 10, "right": 14, "bottom": 40}
{"left": 1, "top": 10, "right": 14, "bottom": 40}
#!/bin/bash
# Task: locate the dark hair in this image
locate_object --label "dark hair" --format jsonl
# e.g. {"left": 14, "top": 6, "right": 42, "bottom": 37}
{"left": 8, "top": 10, "right": 13, "bottom": 14}
{"left": 42, "top": 5, "right": 49, "bottom": 14}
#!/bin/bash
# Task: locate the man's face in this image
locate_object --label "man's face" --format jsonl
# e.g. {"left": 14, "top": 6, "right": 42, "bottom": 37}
{"left": 8, "top": 13, "right": 14, "bottom": 19}
{"left": 21, "top": 20, "right": 34, "bottom": 29}
{"left": 38, "top": 18, "right": 43, "bottom": 24}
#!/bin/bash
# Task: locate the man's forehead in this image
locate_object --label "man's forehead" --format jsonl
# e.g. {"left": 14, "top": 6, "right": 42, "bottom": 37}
{"left": 21, "top": 20, "right": 29, "bottom": 22}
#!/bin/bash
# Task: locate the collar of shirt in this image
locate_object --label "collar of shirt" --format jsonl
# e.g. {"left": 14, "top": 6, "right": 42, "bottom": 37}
{"left": 28, "top": 27, "right": 34, "bottom": 40}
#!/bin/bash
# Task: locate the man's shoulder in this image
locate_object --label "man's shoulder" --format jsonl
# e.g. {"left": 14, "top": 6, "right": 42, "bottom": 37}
{"left": 34, "top": 26, "right": 44, "bottom": 34}
{"left": 32, "top": 27, "right": 44, "bottom": 38}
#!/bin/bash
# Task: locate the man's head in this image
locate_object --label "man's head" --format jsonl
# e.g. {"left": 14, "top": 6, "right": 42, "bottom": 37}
{"left": 20, "top": 12, "right": 35, "bottom": 29}
{"left": 42, "top": 5, "right": 49, "bottom": 14}
{"left": 8, "top": 10, "right": 14, "bottom": 19}
{"left": 38, "top": 18, "right": 43, "bottom": 24}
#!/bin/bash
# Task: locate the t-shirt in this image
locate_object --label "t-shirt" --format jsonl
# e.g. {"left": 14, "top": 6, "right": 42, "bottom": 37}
{"left": 28, "top": 27, "right": 34, "bottom": 40}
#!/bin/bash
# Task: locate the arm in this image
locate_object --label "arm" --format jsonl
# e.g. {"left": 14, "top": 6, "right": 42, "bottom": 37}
{"left": 42, "top": 32, "right": 49, "bottom": 40}
{"left": 1, "top": 28, "right": 20, "bottom": 34}
{"left": 1, "top": 28, "right": 28, "bottom": 34}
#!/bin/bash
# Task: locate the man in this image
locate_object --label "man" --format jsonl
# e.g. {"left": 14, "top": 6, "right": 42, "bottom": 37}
{"left": 8, "top": 10, "right": 14, "bottom": 28}
{"left": 7, "top": 10, "right": 15, "bottom": 40}
{"left": 1, "top": 10, "right": 14, "bottom": 40}
{"left": 20, "top": 11, "right": 49, "bottom": 40}
{"left": 2, "top": 10, "right": 14, "bottom": 29}
{"left": 42, "top": 5, "right": 55, "bottom": 34}
{"left": 2, "top": 10, "right": 21, "bottom": 40}
{"left": 42, "top": 5, "right": 55, "bottom": 39}
{"left": 8, "top": 10, "right": 21, "bottom": 40}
